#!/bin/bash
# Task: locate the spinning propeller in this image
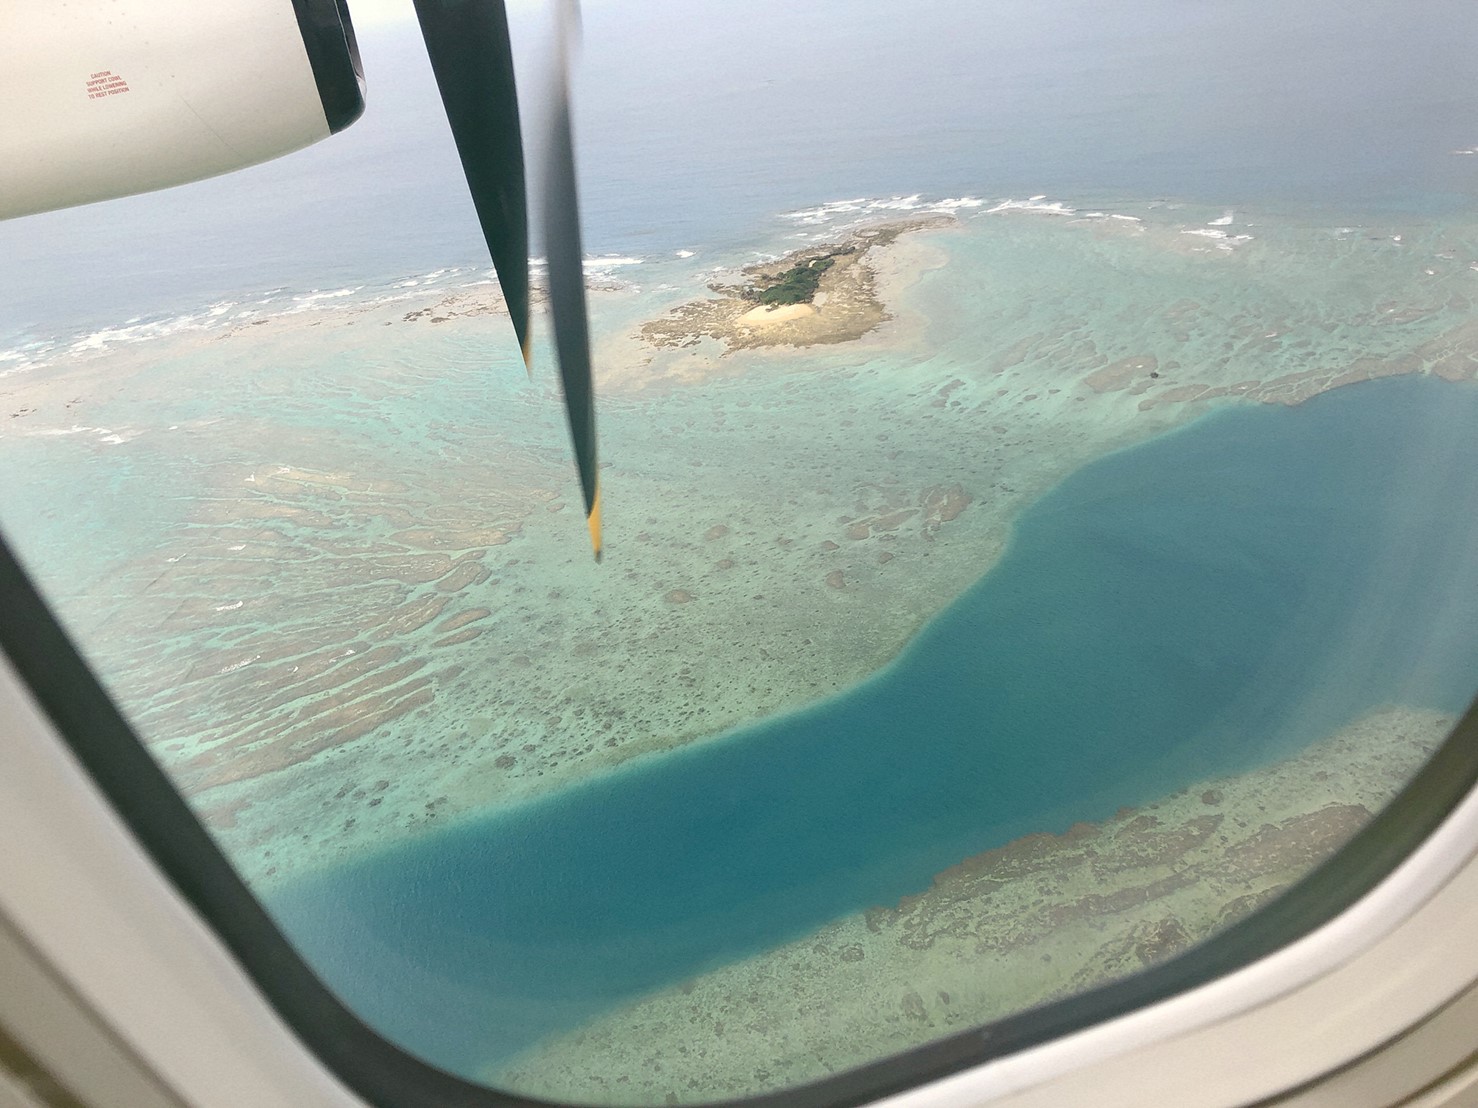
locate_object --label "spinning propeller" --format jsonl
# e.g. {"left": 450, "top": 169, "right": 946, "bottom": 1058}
{"left": 411, "top": 0, "right": 602, "bottom": 560}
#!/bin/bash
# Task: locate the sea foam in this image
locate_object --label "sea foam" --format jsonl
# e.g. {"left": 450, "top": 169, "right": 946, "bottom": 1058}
{"left": 984, "top": 197, "right": 1076, "bottom": 216}
{"left": 780, "top": 194, "right": 983, "bottom": 227}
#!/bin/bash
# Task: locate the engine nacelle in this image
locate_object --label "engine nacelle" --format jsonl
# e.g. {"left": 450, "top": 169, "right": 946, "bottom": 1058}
{"left": 0, "top": 0, "right": 363, "bottom": 219}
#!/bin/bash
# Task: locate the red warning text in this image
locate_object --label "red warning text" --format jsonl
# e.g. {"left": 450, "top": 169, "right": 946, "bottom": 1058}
{"left": 86, "top": 71, "right": 131, "bottom": 99}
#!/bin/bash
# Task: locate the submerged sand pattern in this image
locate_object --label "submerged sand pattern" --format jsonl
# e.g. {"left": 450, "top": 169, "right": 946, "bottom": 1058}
{"left": 6, "top": 204, "right": 1478, "bottom": 884}
{"left": 5, "top": 206, "right": 1477, "bottom": 880}
{"left": 3, "top": 201, "right": 1477, "bottom": 1092}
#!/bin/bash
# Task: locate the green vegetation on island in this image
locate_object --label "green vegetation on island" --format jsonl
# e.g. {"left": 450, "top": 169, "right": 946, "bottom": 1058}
{"left": 747, "top": 247, "right": 854, "bottom": 306}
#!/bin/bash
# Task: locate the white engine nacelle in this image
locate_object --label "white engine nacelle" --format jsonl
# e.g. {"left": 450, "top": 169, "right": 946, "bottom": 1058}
{"left": 0, "top": 0, "right": 363, "bottom": 220}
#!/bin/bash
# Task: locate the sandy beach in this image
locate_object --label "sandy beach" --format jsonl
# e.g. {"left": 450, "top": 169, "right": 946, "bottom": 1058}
{"left": 735, "top": 303, "right": 816, "bottom": 327}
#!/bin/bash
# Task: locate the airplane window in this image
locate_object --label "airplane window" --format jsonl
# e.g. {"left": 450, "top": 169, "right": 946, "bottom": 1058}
{"left": 3, "top": 1, "right": 1478, "bottom": 1105}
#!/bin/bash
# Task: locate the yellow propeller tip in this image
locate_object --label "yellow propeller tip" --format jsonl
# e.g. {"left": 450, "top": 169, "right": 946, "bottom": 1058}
{"left": 587, "top": 484, "right": 603, "bottom": 562}
{"left": 521, "top": 335, "right": 534, "bottom": 377}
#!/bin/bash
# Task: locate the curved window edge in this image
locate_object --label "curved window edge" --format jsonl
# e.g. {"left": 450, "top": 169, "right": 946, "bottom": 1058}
{"left": 2, "top": 530, "right": 1477, "bottom": 1108}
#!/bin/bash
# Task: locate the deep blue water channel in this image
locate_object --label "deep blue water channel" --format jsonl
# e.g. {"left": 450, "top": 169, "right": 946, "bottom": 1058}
{"left": 268, "top": 375, "right": 1478, "bottom": 1075}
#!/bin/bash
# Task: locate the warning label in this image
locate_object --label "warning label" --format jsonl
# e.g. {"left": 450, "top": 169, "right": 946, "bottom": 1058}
{"left": 86, "top": 71, "right": 130, "bottom": 99}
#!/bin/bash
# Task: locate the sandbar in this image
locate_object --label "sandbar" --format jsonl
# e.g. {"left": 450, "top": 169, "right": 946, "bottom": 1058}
{"left": 736, "top": 303, "right": 816, "bottom": 327}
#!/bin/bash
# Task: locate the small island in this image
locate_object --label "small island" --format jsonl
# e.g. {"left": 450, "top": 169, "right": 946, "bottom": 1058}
{"left": 640, "top": 215, "right": 952, "bottom": 353}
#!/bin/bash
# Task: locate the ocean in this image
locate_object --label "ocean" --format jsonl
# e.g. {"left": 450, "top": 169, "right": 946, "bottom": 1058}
{"left": 5, "top": 0, "right": 1478, "bottom": 341}
{"left": 268, "top": 375, "right": 1478, "bottom": 1075}
{"left": 3, "top": 0, "right": 1478, "bottom": 1099}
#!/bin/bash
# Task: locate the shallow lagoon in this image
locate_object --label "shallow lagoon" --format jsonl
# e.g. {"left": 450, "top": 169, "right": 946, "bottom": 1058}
{"left": 268, "top": 373, "right": 1478, "bottom": 1078}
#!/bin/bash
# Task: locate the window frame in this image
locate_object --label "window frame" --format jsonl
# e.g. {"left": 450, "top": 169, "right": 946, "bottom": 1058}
{"left": 3, "top": 522, "right": 1478, "bottom": 1108}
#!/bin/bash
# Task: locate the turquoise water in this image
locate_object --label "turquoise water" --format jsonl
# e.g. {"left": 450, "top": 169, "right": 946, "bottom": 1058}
{"left": 270, "top": 374, "right": 1478, "bottom": 1075}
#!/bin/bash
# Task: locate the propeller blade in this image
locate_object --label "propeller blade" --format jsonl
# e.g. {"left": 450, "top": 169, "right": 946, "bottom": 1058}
{"left": 542, "top": 0, "right": 602, "bottom": 560}
{"left": 411, "top": 0, "right": 532, "bottom": 367}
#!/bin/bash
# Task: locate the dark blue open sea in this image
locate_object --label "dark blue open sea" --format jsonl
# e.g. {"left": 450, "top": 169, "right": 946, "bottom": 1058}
{"left": 4, "top": 0, "right": 1478, "bottom": 342}
{"left": 5, "top": 0, "right": 1478, "bottom": 1089}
